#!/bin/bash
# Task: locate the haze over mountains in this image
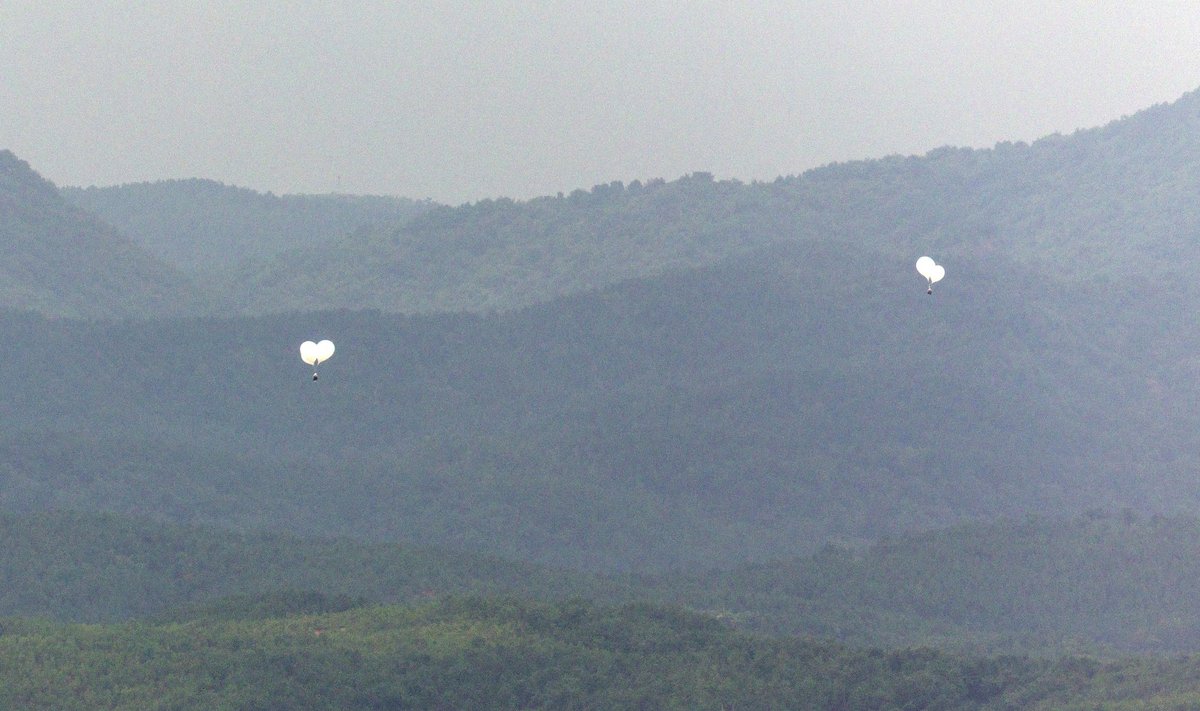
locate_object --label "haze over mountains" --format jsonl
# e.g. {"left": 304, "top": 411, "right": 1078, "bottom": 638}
{"left": 5, "top": 89, "right": 1200, "bottom": 706}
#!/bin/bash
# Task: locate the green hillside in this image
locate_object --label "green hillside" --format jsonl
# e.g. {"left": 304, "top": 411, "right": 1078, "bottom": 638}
{"left": 0, "top": 151, "right": 204, "bottom": 318}
{"left": 3, "top": 595, "right": 1190, "bottom": 711}
{"left": 650, "top": 512, "right": 1200, "bottom": 655}
{"left": 0, "top": 510, "right": 627, "bottom": 623}
{"left": 14, "top": 510, "right": 1200, "bottom": 657}
{"left": 61, "top": 179, "right": 433, "bottom": 274}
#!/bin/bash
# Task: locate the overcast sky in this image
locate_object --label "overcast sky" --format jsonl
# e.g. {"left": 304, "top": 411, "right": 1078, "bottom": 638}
{"left": 4, "top": 2, "right": 1200, "bottom": 204}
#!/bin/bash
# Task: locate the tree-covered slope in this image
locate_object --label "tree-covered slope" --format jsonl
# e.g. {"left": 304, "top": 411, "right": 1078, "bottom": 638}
{"left": 229, "top": 173, "right": 787, "bottom": 313}
{"left": 18, "top": 509, "right": 1200, "bottom": 657}
{"left": 0, "top": 510, "right": 632, "bottom": 623}
{"left": 0, "top": 237, "right": 1191, "bottom": 570}
{"left": 648, "top": 512, "right": 1200, "bottom": 656}
{"left": 61, "top": 179, "right": 434, "bottom": 274}
{"left": 0, "top": 151, "right": 204, "bottom": 318}
{"left": 5, "top": 595, "right": 1192, "bottom": 711}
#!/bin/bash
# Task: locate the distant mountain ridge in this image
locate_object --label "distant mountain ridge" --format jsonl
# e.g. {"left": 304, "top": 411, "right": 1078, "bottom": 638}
{"left": 61, "top": 179, "right": 434, "bottom": 274}
{"left": 6, "top": 88, "right": 1200, "bottom": 318}
{"left": 227, "top": 173, "right": 786, "bottom": 313}
{"left": 228, "top": 88, "right": 1200, "bottom": 314}
{"left": 0, "top": 151, "right": 203, "bottom": 318}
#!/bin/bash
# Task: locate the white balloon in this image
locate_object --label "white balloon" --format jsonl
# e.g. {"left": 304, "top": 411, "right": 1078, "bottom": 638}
{"left": 315, "top": 339, "right": 335, "bottom": 363}
{"left": 300, "top": 340, "right": 320, "bottom": 366}
{"left": 927, "top": 264, "right": 945, "bottom": 284}
{"left": 915, "top": 256, "right": 936, "bottom": 278}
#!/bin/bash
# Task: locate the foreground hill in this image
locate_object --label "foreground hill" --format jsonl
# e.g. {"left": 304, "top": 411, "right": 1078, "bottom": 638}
{"left": 651, "top": 512, "right": 1200, "bottom": 656}
{"left": 61, "top": 179, "right": 433, "bottom": 274}
{"left": 0, "top": 151, "right": 203, "bottom": 318}
{"left": 6, "top": 596, "right": 1198, "bottom": 711}
{"left": 14, "top": 510, "right": 1200, "bottom": 656}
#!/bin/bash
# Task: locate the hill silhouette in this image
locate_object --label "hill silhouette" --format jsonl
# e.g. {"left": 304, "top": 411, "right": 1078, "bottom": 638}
{"left": 10, "top": 89, "right": 1200, "bottom": 319}
{"left": 227, "top": 89, "right": 1200, "bottom": 313}
{"left": 62, "top": 179, "right": 433, "bottom": 274}
{"left": 0, "top": 151, "right": 204, "bottom": 317}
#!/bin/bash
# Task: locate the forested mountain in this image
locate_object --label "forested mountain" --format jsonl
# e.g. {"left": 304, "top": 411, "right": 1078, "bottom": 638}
{"left": 227, "top": 89, "right": 1200, "bottom": 314}
{"left": 0, "top": 151, "right": 204, "bottom": 318}
{"left": 10, "top": 89, "right": 1200, "bottom": 319}
{"left": 61, "top": 179, "right": 434, "bottom": 274}
{"left": 5, "top": 92, "right": 1200, "bottom": 682}
{"left": 0, "top": 234, "right": 1190, "bottom": 571}
{"left": 228, "top": 173, "right": 785, "bottom": 313}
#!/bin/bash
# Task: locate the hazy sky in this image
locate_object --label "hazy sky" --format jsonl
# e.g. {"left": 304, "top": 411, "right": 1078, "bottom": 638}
{"left": 4, "top": 2, "right": 1200, "bottom": 204}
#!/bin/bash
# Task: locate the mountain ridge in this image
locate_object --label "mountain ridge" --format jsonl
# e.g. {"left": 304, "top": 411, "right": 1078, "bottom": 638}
{"left": 0, "top": 150, "right": 205, "bottom": 318}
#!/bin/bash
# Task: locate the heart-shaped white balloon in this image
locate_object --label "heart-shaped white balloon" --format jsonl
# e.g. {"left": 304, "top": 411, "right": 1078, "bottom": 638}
{"left": 300, "top": 339, "right": 336, "bottom": 365}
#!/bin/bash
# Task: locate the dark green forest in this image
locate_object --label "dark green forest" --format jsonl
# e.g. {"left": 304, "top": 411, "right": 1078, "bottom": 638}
{"left": 13, "top": 509, "right": 1200, "bottom": 658}
{"left": 0, "top": 510, "right": 627, "bottom": 623}
{"left": 650, "top": 512, "right": 1200, "bottom": 656}
{"left": 7, "top": 595, "right": 1200, "bottom": 711}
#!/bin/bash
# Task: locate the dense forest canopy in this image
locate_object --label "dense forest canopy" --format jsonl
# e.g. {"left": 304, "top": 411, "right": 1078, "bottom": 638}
{"left": 14, "top": 509, "right": 1200, "bottom": 657}
{"left": 10, "top": 595, "right": 1200, "bottom": 710}
{"left": 5, "top": 95, "right": 1200, "bottom": 571}
{"left": 0, "top": 510, "right": 628, "bottom": 623}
